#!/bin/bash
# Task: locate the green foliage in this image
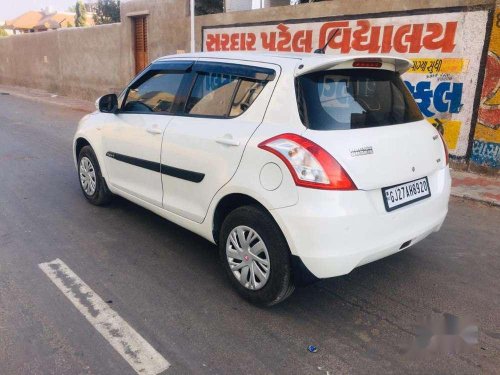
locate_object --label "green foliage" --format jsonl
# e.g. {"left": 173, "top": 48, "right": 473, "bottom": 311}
{"left": 195, "top": 0, "right": 223, "bottom": 15}
{"left": 75, "top": 0, "right": 87, "bottom": 27}
{"left": 93, "top": 0, "right": 121, "bottom": 25}
{"left": 0, "top": 28, "right": 8, "bottom": 37}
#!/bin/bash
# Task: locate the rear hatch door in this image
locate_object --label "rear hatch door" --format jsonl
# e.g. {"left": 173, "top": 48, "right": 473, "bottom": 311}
{"left": 296, "top": 57, "right": 445, "bottom": 190}
{"left": 303, "top": 122, "right": 443, "bottom": 190}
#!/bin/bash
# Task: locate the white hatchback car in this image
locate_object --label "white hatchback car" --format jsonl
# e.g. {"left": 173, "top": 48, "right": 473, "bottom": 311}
{"left": 74, "top": 52, "right": 451, "bottom": 305}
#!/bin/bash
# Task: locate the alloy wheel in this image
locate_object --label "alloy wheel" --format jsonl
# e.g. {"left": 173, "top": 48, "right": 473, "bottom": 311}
{"left": 226, "top": 225, "right": 270, "bottom": 290}
{"left": 79, "top": 156, "right": 97, "bottom": 196}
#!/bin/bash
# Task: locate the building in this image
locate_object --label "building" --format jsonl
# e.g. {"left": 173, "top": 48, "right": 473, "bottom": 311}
{"left": 0, "top": 21, "right": 14, "bottom": 36}
{"left": 4, "top": 8, "right": 94, "bottom": 34}
{"left": 33, "top": 11, "right": 79, "bottom": 32}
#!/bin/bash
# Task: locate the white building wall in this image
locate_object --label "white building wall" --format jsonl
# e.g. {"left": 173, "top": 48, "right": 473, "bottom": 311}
{"left": 225, "top": 0, "right": 291, "bottom": 12}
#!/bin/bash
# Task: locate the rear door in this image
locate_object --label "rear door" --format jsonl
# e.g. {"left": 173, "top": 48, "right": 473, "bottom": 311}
{"left": 296, "top": 65, "right": 446, "bottom": 190}
{"left": 161, "top": 60, "right": 279, "bottom": 223}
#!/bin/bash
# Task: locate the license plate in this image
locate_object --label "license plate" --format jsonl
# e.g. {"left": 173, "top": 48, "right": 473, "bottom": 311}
{"left": 382, "top": 177, "right": 431, "bottom": 212}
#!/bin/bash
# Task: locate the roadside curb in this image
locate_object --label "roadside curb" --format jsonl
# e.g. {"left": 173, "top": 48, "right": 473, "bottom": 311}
{"left": 0, "top": 85, "right": 94, "bottom": 113}
{"left": 450, "top": 192, "right": 500, "bottom": 207}
{"left": 451, "top": 170, "right": 499, "bottom": 207}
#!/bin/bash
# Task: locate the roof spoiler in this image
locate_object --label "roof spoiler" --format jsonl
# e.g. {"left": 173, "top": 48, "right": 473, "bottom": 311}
{"left": 295, "top": 55, "right": 413, "bottom": 76}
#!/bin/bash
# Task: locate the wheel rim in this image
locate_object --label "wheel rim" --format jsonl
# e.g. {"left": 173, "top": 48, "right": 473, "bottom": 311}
{"left": 79, "top": 157, "right": 97, "bottom": 196}
{"left": 226, "top": 225, "right": 270, "bottom": 290}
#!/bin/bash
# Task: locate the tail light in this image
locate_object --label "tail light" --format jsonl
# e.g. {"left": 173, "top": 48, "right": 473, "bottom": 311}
{"left": 438, "top": 132, "right": 449, "bottom": 165}
{"left": 258, "top": 133, "right": 357, "bottom": 190}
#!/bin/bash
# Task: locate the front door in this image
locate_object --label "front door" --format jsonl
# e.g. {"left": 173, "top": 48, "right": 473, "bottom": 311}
{"left": 102, "top": 66, "right": 187, "bottom": 206}
{"left": 161, "top": 60, "right": 278, "bottom": 223}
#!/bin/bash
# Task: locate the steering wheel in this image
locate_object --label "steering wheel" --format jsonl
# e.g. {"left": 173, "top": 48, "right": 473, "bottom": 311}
{"left": 123, "top": 101, "right": 154, "bottom": 113}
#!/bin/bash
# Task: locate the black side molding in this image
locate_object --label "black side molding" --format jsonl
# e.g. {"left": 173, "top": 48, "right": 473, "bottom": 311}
{"left": 160, "top": 164, "right": 204, "bottom": 183}
{"left": 106, "top": 151, "right": 204, "bottom": 183}
{"left": 106, "top": 152, "right": 160, "bottom": 173}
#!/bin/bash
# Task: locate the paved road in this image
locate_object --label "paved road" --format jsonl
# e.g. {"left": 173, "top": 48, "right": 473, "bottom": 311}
{"left": 0, "top": 94, "right": 498, "bottom": 375}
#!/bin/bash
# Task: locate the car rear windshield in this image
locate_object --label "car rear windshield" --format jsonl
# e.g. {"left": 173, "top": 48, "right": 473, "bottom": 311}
{"left": 296, "top": 69, "right": 423, "bottom": 130}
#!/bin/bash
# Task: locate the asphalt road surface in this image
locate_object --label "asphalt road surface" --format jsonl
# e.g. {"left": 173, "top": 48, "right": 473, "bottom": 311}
{"left": 0, "top": 94, "right": 499, "bottom": 375}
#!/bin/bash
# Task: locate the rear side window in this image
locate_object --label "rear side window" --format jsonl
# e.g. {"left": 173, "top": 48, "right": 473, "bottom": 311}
{"left": 185, "top": 72, "right": 267, "bottom": 118}
{"left": 230, "top": 80, "right": 266, "bottom": 117}
{"left": 296, "top": 69, "right": 423, "bottom": 130}
{"left": 186, "top": 73, "right": 239, "bottom": 116}
{"left": 123, "top": 72, "right": 184, "bottom": 113}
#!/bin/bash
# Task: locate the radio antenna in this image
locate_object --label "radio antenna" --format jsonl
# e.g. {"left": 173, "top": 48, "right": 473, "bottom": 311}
{"left": 314, "top": 29, "right": 339, "bottom": 54}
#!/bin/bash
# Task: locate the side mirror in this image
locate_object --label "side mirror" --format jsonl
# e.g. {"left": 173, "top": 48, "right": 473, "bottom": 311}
{"left": 97, "top": 94, "right": 118, "bottom": 113}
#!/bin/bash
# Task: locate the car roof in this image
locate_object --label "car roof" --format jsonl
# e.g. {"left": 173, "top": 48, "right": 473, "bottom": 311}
{"left": 155, "top": 52, "right": 413, "bottom": 75}
{"left": 156, "top": 51, "right": 306, "bottom": 63}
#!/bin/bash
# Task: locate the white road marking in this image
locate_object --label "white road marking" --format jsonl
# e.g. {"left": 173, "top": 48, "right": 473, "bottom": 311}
{"left": 39, "top": 258, "right": 170, "bottom": 375}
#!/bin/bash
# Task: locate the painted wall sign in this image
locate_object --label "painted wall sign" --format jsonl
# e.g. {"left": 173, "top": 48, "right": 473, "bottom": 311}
{"left": 203, "top": 9, "right": 490, "bottom": 160}
{"left": 471, "top": 7, "right": 499, "bottom": 169}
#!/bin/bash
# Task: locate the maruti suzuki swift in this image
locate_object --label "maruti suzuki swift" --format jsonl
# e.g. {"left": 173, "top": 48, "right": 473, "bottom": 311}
{"left": 73, "top": 52, "right": 451, "bottom": 306}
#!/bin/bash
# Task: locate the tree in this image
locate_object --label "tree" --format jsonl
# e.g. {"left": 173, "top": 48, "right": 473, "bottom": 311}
{"left": 93, "top": 0, "right": 121, "bottom": 25}
{"left": 195, "top": 0, "right": 223, "bottom": 15}
{"left": 75, "top": 0, "right": 87, "bottom": 27}
{"left": 0, "top": 28, "right": 8, "bottom": 37}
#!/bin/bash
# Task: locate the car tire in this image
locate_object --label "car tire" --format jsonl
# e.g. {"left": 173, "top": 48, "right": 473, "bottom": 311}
{"left": 219, "top": 205, "right": 295, "bottom": 306}
{"left": 78, "top": 145, "right": 112, "bottom": 206}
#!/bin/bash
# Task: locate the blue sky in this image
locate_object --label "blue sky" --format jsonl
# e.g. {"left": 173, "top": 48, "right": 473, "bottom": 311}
{"left": 0, "top": 0, "right": 77, "bottom": 21}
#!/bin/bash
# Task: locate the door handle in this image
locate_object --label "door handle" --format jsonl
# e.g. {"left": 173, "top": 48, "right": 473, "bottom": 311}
{"left": 146, "top": 127, "right": 163, "bottom": 135}
{"left": 216, "top": 137, "right": 240, "bottom": 147}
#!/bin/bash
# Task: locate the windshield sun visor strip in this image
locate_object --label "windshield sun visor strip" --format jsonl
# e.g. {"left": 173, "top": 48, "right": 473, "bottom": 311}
{"left": 193, "top": 61, "right": 276, "bottom": 81}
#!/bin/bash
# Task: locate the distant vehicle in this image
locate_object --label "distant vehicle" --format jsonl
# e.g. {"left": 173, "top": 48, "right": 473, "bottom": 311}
{"left": 73, "top": 52, "right": 451, "bottom": 305}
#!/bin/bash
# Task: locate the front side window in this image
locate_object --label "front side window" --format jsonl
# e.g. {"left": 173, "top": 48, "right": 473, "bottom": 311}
{"left": 297, "top": 69, "right": 423, "bottom": 130}
{"left": 123, "top": 72, "right": 184, "bottom": 113}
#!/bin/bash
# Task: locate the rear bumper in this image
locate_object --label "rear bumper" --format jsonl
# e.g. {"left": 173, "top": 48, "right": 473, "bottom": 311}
{"left": 271, "top": 167, "right": 451, "bottom": 279}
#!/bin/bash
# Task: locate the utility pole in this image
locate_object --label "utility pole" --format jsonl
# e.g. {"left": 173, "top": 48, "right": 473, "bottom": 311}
{"left": 190, "top": 0, "right": 195, "bottom": 53}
